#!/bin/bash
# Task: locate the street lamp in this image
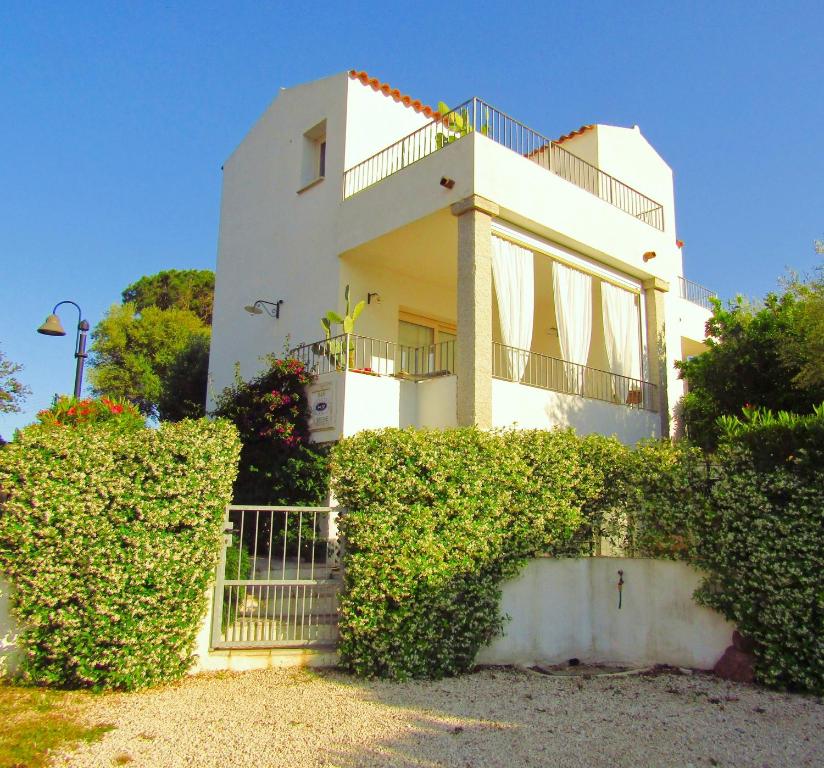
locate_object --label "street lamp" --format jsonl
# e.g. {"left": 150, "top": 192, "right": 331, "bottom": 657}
{"left": 37, "top": 300, "right": 90, "bottom": 399}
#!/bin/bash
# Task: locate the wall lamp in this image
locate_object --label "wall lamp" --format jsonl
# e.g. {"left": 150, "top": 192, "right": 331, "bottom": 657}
{"left": 244, "top": 299, "right": 284, "bottom": 318}
{"left": 642, "top": 251, "right": 657, "bottom": 262}
{"left": 367, "top": 292, "right": 381, "bottom": 305}
{"left": 36, "top": 300, "right": 89, "bottom": 399}
{"left": 439, "top": 176, "right": 455, "bottom": 190}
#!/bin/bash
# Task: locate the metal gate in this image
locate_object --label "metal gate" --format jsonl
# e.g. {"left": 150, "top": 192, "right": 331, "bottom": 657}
{"left": 210, "top": 505, "right": 340, "bottom": 649}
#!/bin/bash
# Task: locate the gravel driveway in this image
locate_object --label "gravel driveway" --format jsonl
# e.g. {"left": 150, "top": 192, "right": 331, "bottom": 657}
{"left": 53, "top": 666, "right": 822, "bottom": 768}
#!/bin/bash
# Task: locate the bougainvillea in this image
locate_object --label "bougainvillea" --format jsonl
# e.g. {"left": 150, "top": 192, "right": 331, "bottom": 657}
{"left": 212, "top": 355, "right": 329, "bottom": 504}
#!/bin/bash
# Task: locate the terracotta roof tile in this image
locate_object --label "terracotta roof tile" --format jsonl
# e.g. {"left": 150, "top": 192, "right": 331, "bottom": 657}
{"left": 556, "top": 124, "right": 596, "bottom": 144}
{"left": 349, "top": 70, "right": 436, "bottom": 118}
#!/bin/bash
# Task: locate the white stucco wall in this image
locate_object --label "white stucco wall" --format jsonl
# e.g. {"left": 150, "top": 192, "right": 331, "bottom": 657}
{"left": 492, "top": 378, "right": 660, "bottom": 443}
{"left": 207, "top": 73, "right": 350, "bottom": 407}
{"left": 417, "top": 375, "right": 458, "bottom": 428}
{"left": 477, "top": 558, "right": 734, "bottom": 670}
{"left": 0, "top": 577, "right": 21, "bottom": 679}
{"left": 308, "top": 371, "right": 458, "bottom": 441}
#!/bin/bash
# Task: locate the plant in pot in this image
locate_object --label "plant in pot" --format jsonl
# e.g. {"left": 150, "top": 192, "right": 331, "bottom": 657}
{"left": 316, "top": 285, "right": 365, "bottom": 370}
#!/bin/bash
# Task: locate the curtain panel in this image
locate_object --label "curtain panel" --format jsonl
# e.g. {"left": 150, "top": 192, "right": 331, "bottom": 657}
{"left": 601, "top": 281, "right": 642, "bottom": 400}
{"left": 552, "top": 261, "right": 593, "bottom": 394}
{"left": 491, "top": 236, "right": 534, "bottom": 382}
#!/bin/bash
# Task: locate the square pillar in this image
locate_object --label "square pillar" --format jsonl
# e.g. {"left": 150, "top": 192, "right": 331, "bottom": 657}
{"left": 643, "top": 276, "right": 670, "bottom": 438}
{"left": 451, "top": 195, "right": 499, "bottom": 428}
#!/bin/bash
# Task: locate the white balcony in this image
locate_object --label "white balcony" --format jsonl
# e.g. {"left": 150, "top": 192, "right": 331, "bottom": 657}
{"left": 292, "top": 334, "right": 659, "bottom": 445}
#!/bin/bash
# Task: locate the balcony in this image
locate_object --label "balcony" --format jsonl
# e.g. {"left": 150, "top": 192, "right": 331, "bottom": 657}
{"left": 678, "top": 276, "right": 717, "bottom": 311}
{"left": 291, "top": 334, "right": 658, "bottom": 445}
{"left": 343, "top": 98, "right": 664, "bottom": 231}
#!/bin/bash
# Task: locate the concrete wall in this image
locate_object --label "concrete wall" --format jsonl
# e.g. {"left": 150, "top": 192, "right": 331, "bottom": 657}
{"left": 0, "top": 577, "right": 21, "bottom": 679}
{"left": 492, "top": 379, "right": 660, "bottom": 443}
{"left": 477, "top": 558, "right": 734, "bottom": 670}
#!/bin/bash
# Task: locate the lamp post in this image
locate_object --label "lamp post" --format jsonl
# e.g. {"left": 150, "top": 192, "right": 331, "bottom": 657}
{"left": 37, "top": 300, "right": 90, "bottom": 399}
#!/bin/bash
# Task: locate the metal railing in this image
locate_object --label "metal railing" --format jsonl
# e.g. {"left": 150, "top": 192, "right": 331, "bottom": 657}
{"left": 290, "top": 333, "right": 456, "bottom": 378}
{"left": 343, "top": 97, "right": 664, "bottom": 230}
{"left": 211, "top": 506, "right": 340, "bottom": 649}
{"left": 492, "top": 342, "right": 658, "bottom": 412}
{"left": 678, "top": 276, "right": 717, "bottom": 310}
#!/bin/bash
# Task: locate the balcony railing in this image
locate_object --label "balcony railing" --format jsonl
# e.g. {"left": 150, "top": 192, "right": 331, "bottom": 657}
{"left": 678, "top": 276, "right": 717, "bottom": 311}
{"left": 291, "top": 334, "right": 656, "bottom": 413}
{"left": 343, "top": 97, "right": 664, "bottom": 230}
{"left": 290, "top": 334, "right": 455, "bottom": 378}
{"left": 492, "top": 342, "right": 658, "bottom": 412}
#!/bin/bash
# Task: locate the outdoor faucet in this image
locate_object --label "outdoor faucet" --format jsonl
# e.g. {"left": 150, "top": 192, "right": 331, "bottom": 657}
{"left": 617, "top": 570, "right": 624, "bottom": 609}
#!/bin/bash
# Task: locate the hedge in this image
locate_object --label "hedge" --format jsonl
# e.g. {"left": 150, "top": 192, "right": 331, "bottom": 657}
{"left": 663, "top": 409, "right": 824, "bottom": 693}
{"left": 0, "top": 418, "right": 240, "bottom": 690}
{"left": 331, "top": 427, "right": 629, "bottom": 679}
{"left": 332, "top": 422, "right": 823, "bottom": 692}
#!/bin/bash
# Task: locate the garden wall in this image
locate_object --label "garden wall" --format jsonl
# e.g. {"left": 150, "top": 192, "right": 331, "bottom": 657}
{"left": 477, "top": 557, "right": 733, "bottom": 669}
{"left": 0, "top": 576, "right": 21, "bottom": 678}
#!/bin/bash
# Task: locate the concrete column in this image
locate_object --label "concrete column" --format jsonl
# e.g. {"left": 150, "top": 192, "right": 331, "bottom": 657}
{"left": 451, "top": 195, "right": 499, "bottom": 429}
{"left": 643, "top": 276, "right": 670, "bottom": 438}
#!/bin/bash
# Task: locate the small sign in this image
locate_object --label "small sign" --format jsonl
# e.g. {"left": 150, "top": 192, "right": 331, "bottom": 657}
{"left": 308, "top": 384, "right": 335, "bottom": 430}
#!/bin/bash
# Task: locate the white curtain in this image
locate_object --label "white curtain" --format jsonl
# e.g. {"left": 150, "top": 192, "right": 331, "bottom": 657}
{"left": 601, "top": 281, "right": 642, "bottom": 400}
{"left": 491, "top": 236, "right": 534, "bottom": 381}
{"left": 552, "top": 261, "right": 592, "bottom": 394}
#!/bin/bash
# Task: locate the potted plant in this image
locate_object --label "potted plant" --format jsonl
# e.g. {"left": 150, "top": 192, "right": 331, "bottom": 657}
{"left": 316, "top": 285, "right": 365, "bottom": 370}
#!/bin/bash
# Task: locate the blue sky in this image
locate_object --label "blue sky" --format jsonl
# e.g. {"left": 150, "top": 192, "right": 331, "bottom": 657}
{"left": 1, "top": 0, "right": 822, "bottom": 437}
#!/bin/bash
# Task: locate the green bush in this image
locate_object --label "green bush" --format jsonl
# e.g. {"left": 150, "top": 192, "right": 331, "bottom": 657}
{"left": 690, "top": 409, "right": 823, "bottom": 692}
{"left": 332, "top": 423, "right": 823, "bottom": 692}
{"left": 331, "top": 427, "right": 626, "bottom": 679}
{"left": 0, "top": 418, "right": 240, "bottom": 690}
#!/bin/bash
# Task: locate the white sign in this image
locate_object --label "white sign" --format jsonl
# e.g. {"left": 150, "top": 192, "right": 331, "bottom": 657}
{"left": 308, "top": 384, "right": 335, "bottom": 431}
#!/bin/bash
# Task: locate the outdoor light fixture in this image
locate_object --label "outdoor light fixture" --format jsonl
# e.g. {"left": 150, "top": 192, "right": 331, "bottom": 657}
{"left": 36, "top": 300, "right": 90, "bottom": 399}
{"left": 244, "top": 299, "right": 284, "bottom": 318}
{"left": 642, "top": 251, "right": 657, "bottom": 262}
{"left": 439, "top": 176, "right": 455, "bottom": 189}
{"left": 367, "top": 292, "right": 381, "bottom": 305}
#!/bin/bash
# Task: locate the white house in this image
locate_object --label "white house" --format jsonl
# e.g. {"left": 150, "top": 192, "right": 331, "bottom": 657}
{"left": 207, "top": 69, "right": 715, "bottom": 445}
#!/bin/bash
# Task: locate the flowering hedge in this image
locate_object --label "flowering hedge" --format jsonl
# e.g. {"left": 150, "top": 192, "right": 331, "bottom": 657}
{"left": 632, "top": 407, "right": 824, "bottom": 693}
{"left": 331, "top": 428, "right": 624, "bottom": 679}
{"left": 0, "top": 417, "right": 240, "bottom": 689}
{"left": 332, "top": 422, "right": 823, "bottom": 691}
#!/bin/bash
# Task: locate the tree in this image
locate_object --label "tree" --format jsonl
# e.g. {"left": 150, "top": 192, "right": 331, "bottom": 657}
{"left": 676, "top": 286, "right": 824, "bottom": 448}
{"left": 122, "top": 269, "right": 215, "bottom": 325}
{"left": 1, "top": 344, "right": 30, "bottom": 443}
{"left": 783, "top": 266, "right": 824, "bottom": 391}
{"left": 0, "top": 345, "right": 29, "bottom": 416}
{"left": 156, "top": 333, "right": 211, "bottom": 422}
{"left": 89, "top": 303, "right": 210, "bottom": 418}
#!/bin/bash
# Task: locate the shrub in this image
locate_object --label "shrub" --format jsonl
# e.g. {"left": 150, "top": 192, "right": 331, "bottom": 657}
{"left": 213, "top": 355, "right": 330, "bottom": 505}
{"left": 689, "top": 407, "right": 824, "bottom": 692}
{"left": 0, "top": 418, "right": 240, "bottom": 690}
{"left": 332, "top": 423, "right": 823, "bottom": 692}
{"left": 331, "top": 427, "right": 624, "bottom": 679}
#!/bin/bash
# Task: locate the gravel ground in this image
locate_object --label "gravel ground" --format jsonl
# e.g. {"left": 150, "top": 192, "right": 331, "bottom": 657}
{"left": 52, "top": 666, "right": 823, "bottom": 768}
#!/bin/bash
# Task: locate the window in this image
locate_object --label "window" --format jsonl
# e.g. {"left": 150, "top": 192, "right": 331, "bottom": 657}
{"left": 398, "top": 311, "right": 456, "bottom": 375}
{"left": 299, "top": 120, "right": 327, "bottom": 191}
